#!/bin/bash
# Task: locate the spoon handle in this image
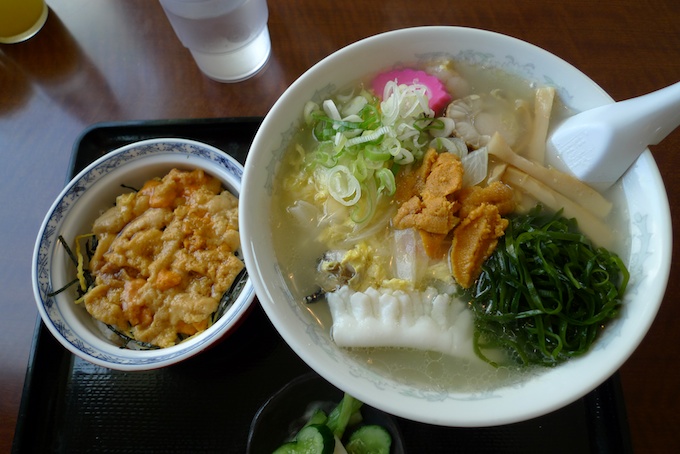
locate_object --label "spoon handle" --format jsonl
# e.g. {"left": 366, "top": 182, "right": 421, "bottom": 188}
{"left": 548, "top": 80, "right": 680, "bottom": 191}
{"left": 610, "top": 80, "right": 680, "bottom": 145}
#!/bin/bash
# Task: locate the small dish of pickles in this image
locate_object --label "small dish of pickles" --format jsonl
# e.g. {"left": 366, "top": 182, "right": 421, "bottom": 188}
{"left": 248, "top": 372, "right": 405, "bottom": 454}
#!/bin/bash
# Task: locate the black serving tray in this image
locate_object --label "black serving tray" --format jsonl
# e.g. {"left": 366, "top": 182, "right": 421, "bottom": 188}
{"left": 13, "top": 118, "right": 633, "bottom": 454}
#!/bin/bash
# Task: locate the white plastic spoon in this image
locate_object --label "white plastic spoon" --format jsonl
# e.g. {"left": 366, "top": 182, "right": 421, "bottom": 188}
{"left": 547, "top": 81, "right": 680, "bottom": 192}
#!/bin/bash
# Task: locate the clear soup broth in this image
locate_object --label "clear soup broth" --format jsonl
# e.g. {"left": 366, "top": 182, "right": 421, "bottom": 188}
{"left": 271, "top": 59, "right": 629, "bottom": 393}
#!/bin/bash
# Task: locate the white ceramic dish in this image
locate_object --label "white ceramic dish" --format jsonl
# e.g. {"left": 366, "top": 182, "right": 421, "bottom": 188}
{"left": 33, "top": 138, "right": 255, "bottom": 371}
{"left": 240, "top": 26, "right": 672, "bottom": 426}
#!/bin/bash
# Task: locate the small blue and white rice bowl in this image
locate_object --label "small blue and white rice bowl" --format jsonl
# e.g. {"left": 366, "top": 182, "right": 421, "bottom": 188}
{"left": 33, "top": 138, "right": 255, "bottom": 371}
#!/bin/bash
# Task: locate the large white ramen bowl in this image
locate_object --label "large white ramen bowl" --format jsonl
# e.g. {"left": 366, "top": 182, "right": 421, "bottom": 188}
{"left": 33, "top": 138, "right": 256, "bottom": 371}
{"left": 240, "top": 26, "right": 672, "bottom": 426}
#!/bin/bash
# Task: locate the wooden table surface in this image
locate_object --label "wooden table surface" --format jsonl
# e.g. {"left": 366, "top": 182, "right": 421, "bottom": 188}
{"left": 1, "top": 0, "right": 678, "bottom": 452}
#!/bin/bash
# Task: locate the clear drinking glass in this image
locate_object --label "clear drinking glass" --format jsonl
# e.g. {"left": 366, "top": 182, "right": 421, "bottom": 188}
{"left": 159, "top": 0, "right": 271, "bottom": 83}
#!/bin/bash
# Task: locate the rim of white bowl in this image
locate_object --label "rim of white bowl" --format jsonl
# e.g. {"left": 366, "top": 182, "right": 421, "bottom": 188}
{"left": 241, "top": 26, "right": 672, "bottom": 426}
{"left": 33, "top": 138, "right": 256, "bottom": 371}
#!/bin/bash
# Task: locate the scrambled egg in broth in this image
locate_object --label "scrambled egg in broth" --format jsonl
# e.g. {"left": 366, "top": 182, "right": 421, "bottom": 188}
{"left": 82, "top": 168, "right": 244, "bottom": 348}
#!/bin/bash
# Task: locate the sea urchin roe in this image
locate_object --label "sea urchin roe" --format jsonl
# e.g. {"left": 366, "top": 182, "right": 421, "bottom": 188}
{"left": 82, "top": 168, "right": 244, "bottom": 348}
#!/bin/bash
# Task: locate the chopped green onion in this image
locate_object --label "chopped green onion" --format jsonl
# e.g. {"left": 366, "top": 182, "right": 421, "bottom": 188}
{"left": 345, "top": 126, "right": 390, "bottom": 146}
{"left": 350, "top": 153, "right": 369, "bottom": 182}
{"left": 428, "top": 117, "right": 456, "bottom": 137}
{"left": 341, "top": 95, "right": 369, "bottom": 116}
{"left": 350, "top": 187, "right": 374, "bottom": 224}
{"left": 327, "top": 165, "right": 361, "bottom": 206}
{"left": 323, "top": 99, "right": 342, "bottom": 121}
{"left": 303, "top": 80, "right": 442, "bottom": 226}
{"left": 375, "top": 168, "right": 396, "bottom": 196}
{"left": 429, "top": 137, "right": 468, "bottom": 157}
{"left": 363, "top": 145, "right": 392, "bottom": 162}
{"left": 304, "top": 101, "right": 320, "bottom": 125}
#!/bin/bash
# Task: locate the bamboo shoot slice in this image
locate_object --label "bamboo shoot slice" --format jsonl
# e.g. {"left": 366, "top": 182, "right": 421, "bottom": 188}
{"left": 501, "top": 166, "right": 615, "bottom": 249}
{"left": 487, "top": 132, "right": 612, "bottom": 218}
{"left": 523, "top": 86, "right": 556, "bottom": 164}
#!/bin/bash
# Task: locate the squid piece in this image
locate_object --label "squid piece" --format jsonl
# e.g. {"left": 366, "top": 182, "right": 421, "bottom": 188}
{"left": 327, "top": 285, "right": 476, "bottom": 359}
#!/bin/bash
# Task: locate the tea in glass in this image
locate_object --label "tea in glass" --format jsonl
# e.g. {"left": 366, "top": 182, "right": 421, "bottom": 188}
{"left": 0, "top": 0, "right": 48, "bottom": 44}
